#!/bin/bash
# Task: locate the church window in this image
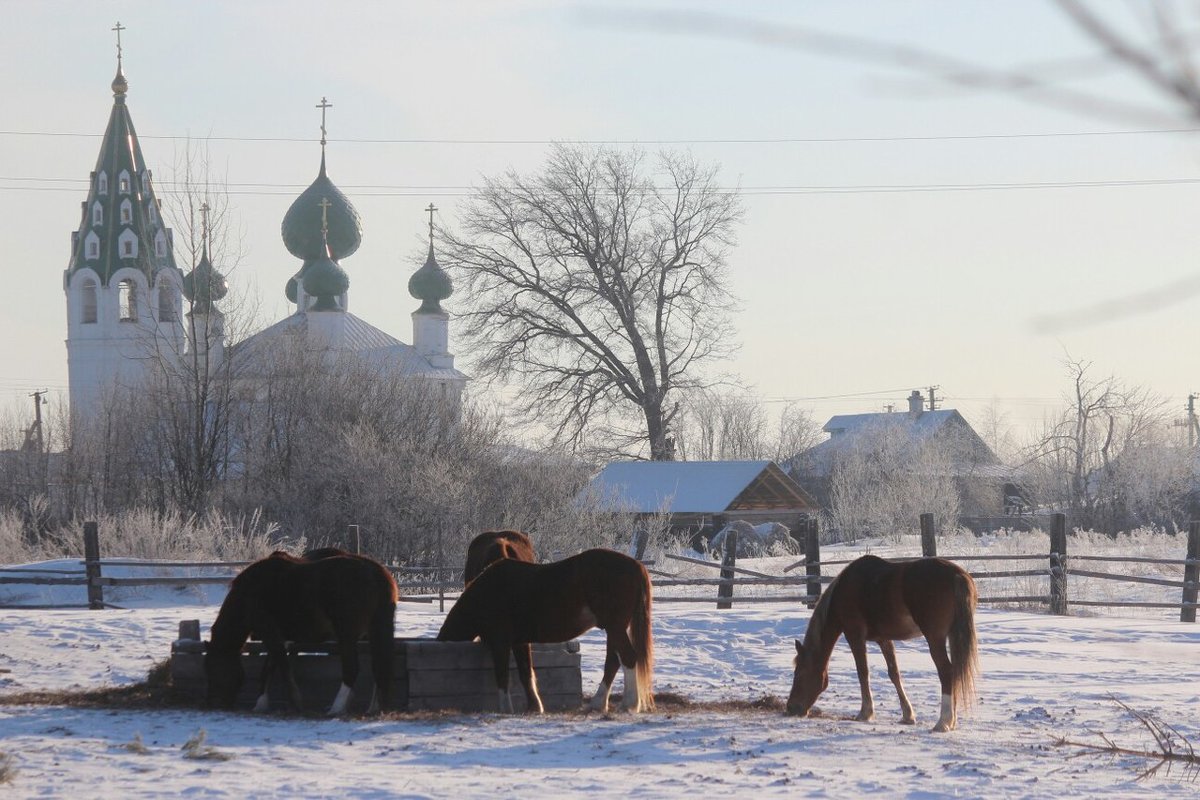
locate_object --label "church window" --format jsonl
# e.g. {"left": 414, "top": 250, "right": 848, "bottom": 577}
{"left": 98, "top": 172, "right": 108, "bottom": 195}
{"left": 118, "top": 279, "right": 137, "bottom": 321}
{"left": 155, "top": 231, "right": 167, "bottom": 258}
{"left": 118, "top": 170, "right": 131, "bottom": 194}
{"left": 84, "top": 231, "right": 100, "bottom": 260}
{"left": 81, "top": 279, "right": 98, "bottom": 324}
{"left": 158, "top": 284, "right": 175, "bottom": 322}
{"left": 142, "top": 171, "right": 151, "bottom": 194}
{"left": 148, "top": 202, "right": 157, "bottom": 223}
{"left": 118, "top": 229, "right": 138, "bottom": 258}
{"left": 120, "top": 199, "right": 133, "bottom": 224}
{"left": 92, "top": 202, "right": 103, "bottom": 226}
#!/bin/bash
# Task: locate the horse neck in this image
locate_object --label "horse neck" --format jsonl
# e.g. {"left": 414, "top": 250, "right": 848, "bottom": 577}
{"left": 209, "top": 588, "right": 251, "bottom": 654}
{"left": 804, "top": 583, "right": 843, "bottom": 668}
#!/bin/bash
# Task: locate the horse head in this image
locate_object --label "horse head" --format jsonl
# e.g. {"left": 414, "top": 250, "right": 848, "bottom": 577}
{"left": 786, "top": 639, "right": 828, "bottom": 717}
{"left": 436, "top": 600, "right": 477, "bottom": 642}
{"left": 203, "top": 647, "right": 245, "bottom": 709}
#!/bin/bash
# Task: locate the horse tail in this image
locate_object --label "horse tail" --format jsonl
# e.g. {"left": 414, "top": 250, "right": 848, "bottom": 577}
{"left": 948, "top": 568, "right": 979, "bottom": 710}
{"left": 630, "top": 566, "right": 655, "bottom": 712}
{"left": 369, "top": 566, "right": 399, "bottom": 708}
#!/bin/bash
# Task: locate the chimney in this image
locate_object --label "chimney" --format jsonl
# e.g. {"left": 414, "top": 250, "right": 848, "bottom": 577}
{"left": 907, "top": 390, "right": 924, "bottom": 414}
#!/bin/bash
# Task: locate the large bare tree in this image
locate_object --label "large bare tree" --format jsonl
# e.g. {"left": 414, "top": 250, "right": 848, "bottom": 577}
{"left": 440, "top": 144, "right": 743, "bottom": 461}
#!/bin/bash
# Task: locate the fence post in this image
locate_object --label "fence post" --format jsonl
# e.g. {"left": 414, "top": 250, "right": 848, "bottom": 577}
{"left": 1181, "top": 521, "right": 1200, "bottom": 623}
{"left": 631, "top": 527, "right": 649, "bottom": 561}
{"left": 716, "top": 529, "right": 738, "bottom": 610}
{"left": 920, "top": 512, "right": 937, "bottom": 558}
{"left": 83, "top": 520, "right": 104, "bottom": 610}
{"left": 804, "top": 519, "right": 821, "bottom": 610}
{"left": 1049, "top": 512, "right": 1068, "bottom": 615}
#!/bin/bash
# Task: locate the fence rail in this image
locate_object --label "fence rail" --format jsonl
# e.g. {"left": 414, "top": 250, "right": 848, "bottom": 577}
{"left": 1, "top": 516, "right": 1198, "bottom": 621}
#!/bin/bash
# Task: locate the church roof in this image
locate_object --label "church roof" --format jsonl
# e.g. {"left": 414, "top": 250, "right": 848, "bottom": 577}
{"left": 64, "top": 60, "right": 178, "bottom": 286}
{"left": 230, "top": 311, "right": 467, "bottom": 380}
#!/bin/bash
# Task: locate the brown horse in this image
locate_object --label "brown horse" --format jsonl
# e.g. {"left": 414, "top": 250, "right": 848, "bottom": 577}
{"left": 787, "top": 554, "right": 979, "bottom": 732}
{"left": 438, "top": 548, "right": 654, "bottom": 714}
{"left": 205, "top": 550, "right": 398, "bottom": 715}
{"left": 463, "top": 530, "right": 536, "bottom": 584}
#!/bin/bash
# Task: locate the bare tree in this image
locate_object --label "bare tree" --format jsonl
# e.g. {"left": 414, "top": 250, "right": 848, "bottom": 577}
{"left": 675, "top": 389, "right": 821, "bottom": 462}
{"left": 440, "top": 144, "right": 743, "bottom": 461}
{"left": 1022, "top": 355, "right": 1169, "bottom": 531}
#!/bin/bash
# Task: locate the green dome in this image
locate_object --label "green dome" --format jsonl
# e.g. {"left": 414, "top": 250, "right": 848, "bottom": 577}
{"left": 281, "top": 156, "right": 362, "bottom": 261}
{"left": 182, "top": 249, "right": 228, "bottom": 312}
{"left": 408, "top": 245, "right": 453, "bottom": 312}
{"left": 302, "top": 251, "right": 349, "bottom": 311}
{"left": 285, "top": 275, "right": 299, "bottom": 304}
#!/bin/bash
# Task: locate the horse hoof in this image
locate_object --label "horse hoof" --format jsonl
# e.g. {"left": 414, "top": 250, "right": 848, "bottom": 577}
{"left": 931, "top": 722, "right": 953, "bottom": 733}
{"left": 855, "top": 713, "right": 875, "bottom": 722}
{"left": 900, "top": 717, "right": 916, "bottom": 726}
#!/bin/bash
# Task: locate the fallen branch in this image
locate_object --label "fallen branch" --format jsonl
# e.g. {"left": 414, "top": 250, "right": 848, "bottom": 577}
{"left": 1054, "top": 696, "right": 1199, "bottom": 781}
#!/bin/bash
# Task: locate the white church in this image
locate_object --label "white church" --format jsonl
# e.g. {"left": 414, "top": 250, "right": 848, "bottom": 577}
{"left": 63, "top": 44, "right": 467, "bottom": 418}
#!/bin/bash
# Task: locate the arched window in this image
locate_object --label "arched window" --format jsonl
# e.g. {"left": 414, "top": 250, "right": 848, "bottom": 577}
{"left": 158, "top": 283, "right": 175, "bottom": 322}
{"left": 118, "top": 279, "right": 137, "bottom": 321}
{"left": 81, "top": 279, "right": 98, "bottom": 324}
{"left": 147, "top": 202, "right": 157, "bottom": 223}
{"left": 141, "top": 171, "right": 151, "bottom": 194}
{"left": 118, "top": 170, "right": 131, "bottom": 194}
{"left": 84, "top": 231, "right": 100, "bottom": 260}
{"left": 98, "top": 171, "right": 108, "bottom": 195}
{"left": 92, "top": 201, "right": 103, "bottom": 226}
{"left": 154, "top": 231, "right": 167, "bottom": 258}
{"left": 120, "top": 199, "right": 133, "bottom": 224}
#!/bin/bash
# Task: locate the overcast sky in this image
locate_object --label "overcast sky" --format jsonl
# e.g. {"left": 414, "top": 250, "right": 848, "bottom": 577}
{"left": 4, "top": 1, "right": 1198, "bottom": 442}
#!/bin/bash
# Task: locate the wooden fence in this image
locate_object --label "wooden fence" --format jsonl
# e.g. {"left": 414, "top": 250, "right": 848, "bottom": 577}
{"left": 2, "top": 515, "right": 1198, "bottom": 621}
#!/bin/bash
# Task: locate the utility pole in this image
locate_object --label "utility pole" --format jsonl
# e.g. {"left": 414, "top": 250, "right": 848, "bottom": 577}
{"left": 927, "top": 385, "right": 940, "bottom": 411}
{"left": 22, "top": 390, "right": 47, "bottom": 453}
{"left": 1188, "top": 393, "right": 1198, "bottom": 448}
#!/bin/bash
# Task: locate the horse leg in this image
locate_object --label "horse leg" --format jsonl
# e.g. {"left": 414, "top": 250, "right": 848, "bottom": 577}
{"left": 253, "top": 648, "right": 277, "bottom": 713}
{"left": 877, "top": 640, "right": 916, "bottom": 725}
{"left": 266, "top": 640, "right": 304, "bottom": 712}
{"left": 925, "top": 633, "right": 957, "bottom": 732}
{"left": 846, "top": 632, "right": 875, "bottom": 722}
{"left": 485, "top": 639, "right": 515, "bottom": 713}
{"left": 512, "top": 643, "right": 543, "bottom": 714}
{"left": 326, "top": 639, "right": 360, "bottom": 717}
{"left": 589, "top": 639, "right": 622, "bottom": 713}
{"left": 607, "top": 627, "right": 643, "bottom": 712}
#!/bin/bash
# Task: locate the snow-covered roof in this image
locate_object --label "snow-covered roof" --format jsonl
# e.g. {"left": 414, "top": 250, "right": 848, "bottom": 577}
{"left": 789, "top": 409, "right": 1002, "bottom": 478}
{"left": 581, "top": 460, "right": 814, "bottom": 514}
{"left": 230, "top": 311, "right": 467, "bottom": 381}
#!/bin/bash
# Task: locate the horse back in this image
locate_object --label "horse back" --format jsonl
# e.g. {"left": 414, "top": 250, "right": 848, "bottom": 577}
{"left": 837, "top": 555, "right": 968, "bottom": 642}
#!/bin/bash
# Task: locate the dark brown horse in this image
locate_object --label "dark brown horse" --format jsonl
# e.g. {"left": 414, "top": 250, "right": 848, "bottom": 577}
{"left": 787, "top": 555, "right": 979, "bottom": 732}
{"left": 205, "top": 550, "right": 398, "bottom": 715}
{"left": 463, "top": 530, "right": 536, "bottom": 584}
{"left": 438, "top": 548, "right": 654, "bottom": 714}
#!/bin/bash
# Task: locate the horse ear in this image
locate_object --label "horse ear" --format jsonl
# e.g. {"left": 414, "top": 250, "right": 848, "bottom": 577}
{"left": 794, "top": 639, "right": 804, "bottom": 656}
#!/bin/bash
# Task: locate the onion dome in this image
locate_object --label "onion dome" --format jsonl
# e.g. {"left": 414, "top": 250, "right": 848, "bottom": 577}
{"left": 182, "top": 246, "right": 228, "bottom": 313}
{"left": 302, "top": 230, "right": 349, "bottom": 311}
{"left": 281, "top": 155, "right": 362, "bottom": 261}
{"left": 408, "top": 243, "right": 453, "bottom": 313}
{"left": 285, "top": 275, "right": 299, "bottom": 304}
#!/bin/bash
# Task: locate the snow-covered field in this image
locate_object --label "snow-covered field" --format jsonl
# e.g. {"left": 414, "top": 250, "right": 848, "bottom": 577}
{"left": 1, "top": 537, "right": 1198, "bottom": 798}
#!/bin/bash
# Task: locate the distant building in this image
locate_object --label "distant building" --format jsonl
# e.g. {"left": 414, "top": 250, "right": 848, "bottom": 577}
{"left": 62, "top": 44, "right": 465, "bottom": 421}
{"left": 580, "top": 459, "right": 815, "bottom": 547}
{"left": 784, "top": 390, "right": 1010, "bottom": 518}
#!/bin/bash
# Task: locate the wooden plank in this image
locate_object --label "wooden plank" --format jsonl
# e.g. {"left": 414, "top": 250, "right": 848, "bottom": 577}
{"left": 409, "top": 666, "right": 580, "bottom": 697}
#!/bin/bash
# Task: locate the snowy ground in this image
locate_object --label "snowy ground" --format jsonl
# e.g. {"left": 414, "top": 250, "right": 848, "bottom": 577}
{"left": 2, "top": 564, "right": 1199, "bottom": 798}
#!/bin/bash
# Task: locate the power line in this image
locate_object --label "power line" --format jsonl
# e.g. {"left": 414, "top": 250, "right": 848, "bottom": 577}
{"left": 7, "top": 176, "right": 1200, "bottom": 198}
{"left": 4, "top": 127, "right": 1200, "bottom": 145}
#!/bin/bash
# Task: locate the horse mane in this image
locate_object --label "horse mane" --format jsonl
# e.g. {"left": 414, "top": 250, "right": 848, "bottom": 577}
{"left": 799, "top": 571, "right": 841, "bottom": 660}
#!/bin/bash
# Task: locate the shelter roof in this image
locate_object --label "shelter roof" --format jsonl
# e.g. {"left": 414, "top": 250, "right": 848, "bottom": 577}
{"left": 582, "top": 460, "right": 814, "bottom": 514}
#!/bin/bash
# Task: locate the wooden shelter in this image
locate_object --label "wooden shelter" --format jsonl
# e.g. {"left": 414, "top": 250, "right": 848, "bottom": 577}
{"left": 580, "top": 460, "right": 815, "bottom": 540}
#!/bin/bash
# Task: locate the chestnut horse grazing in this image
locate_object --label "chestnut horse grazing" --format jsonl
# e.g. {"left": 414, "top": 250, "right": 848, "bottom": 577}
{"left": 463, "top": 530, "right": 536, "bottom": 584}
{"left": 205, "top": 550, "right": 398, "bottom": 715}
{"left": 438, "top": 548, "right": 654, "bottom": 714}
{"left": 787, "top": 555, "right": 978, "bottom": 732}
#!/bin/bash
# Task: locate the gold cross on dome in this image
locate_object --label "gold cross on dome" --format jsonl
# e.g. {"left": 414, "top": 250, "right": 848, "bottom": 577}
{"left": 318, "top": 196, "right": 332, "bottom": 233}
{"left": 316, "top": 97, "right": 333, "bottom": 146}
{"left": 425, "top": 202, "right": 438, "bottom": 243}
{"left": 112, "top": 22, "right": 125, "bottom": 66}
